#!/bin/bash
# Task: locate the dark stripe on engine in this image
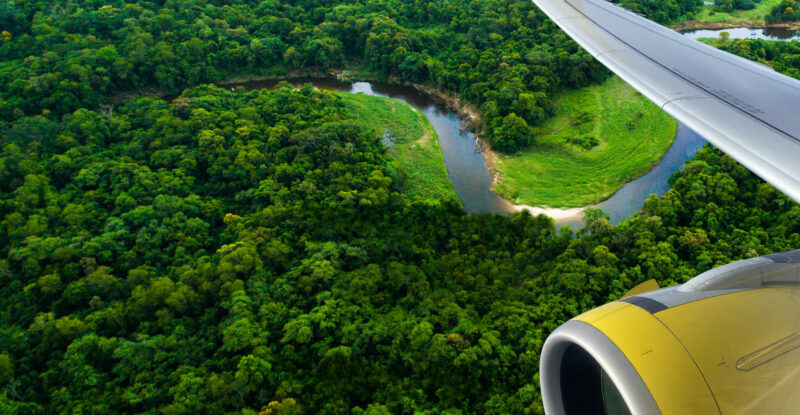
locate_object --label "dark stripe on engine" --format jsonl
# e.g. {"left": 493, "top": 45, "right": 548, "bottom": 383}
{"left": 620, "top": 296, "right": 668, "bottom": 314}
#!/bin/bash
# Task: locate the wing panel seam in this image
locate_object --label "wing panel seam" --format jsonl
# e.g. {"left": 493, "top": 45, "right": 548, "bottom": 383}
{"left": 651, "top": 314, "right": 723, "bottom": 414}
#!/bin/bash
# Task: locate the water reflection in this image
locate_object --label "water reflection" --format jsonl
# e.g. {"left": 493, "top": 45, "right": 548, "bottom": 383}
{"left": 681, "top": 27, "right": 800, "bottom": 41}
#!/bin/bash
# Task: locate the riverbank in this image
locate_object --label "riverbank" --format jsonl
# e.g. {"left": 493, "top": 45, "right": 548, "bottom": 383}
{"left": 338, "top": 93, "right": 460, "bottom": 204}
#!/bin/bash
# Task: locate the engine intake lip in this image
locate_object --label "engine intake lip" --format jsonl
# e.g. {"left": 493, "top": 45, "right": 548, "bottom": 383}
{"left": 540, "top": 320, "right": 661, "bottom": 415}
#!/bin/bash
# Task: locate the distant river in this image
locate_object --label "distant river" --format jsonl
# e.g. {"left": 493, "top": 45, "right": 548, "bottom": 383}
{"left": 226, "top": 78, "right": 706, "bottom": 225}
{"left": 681, "top": 27, "right": 800, "bottom": 41}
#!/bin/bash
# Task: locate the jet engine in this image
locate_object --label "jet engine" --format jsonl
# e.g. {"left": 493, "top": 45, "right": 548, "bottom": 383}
{"left": 540, "top": 249, "right": 800, "bottom": 414}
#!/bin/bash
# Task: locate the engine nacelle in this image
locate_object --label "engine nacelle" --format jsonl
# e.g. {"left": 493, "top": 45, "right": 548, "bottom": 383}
{"left": 541, "top": 249, "right": 800, "bottom": 414}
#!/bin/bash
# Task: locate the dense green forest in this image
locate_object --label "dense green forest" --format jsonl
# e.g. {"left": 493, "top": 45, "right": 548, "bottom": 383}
{"left": 3, "top": 0, "right": 797, "bottom": 414}
{"left": 3, "top": 82, "right": 799, "bottom": 414}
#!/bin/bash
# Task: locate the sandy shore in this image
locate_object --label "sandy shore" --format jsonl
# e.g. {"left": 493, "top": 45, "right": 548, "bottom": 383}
{"left": 513, "top": 204, "right": 586, "bottom": 221}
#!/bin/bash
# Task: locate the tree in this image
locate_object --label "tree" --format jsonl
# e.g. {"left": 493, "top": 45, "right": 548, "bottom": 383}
{"left": 283, "top": 47, "right": 303, "bottom": 69}
{"left": 260, "top": 399, "right": 302, "bottom": 415}
{"left": 492, "top": 113, "right": 530, "bottom": 152}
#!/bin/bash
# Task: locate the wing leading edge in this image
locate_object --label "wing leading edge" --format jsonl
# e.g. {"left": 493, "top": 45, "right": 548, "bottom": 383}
{"left": 532, "top": 0, "right": 800, "bottom": 204}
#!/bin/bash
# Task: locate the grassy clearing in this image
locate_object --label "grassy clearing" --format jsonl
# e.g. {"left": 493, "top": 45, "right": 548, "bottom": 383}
{"left": 674, "top": 0, "right": 783, "bottom": 26}
{"left": 338, "top": 93, "right": 459, "bottom": 203}
{"left": 492, "top": 76, "right": 677, "bottom": 208}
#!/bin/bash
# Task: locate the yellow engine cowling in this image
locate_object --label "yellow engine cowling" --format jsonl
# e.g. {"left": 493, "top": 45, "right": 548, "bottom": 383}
{"left": 540, "top": 250, "right": 800, "bottom": 414}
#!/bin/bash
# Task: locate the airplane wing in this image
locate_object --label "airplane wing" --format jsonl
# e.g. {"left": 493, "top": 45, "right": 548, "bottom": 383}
{"left": 531, "top": 0, "right": 800, "bottom": 204}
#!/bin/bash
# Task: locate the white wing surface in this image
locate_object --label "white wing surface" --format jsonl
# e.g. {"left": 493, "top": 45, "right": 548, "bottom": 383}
{"left": 532, "top": 0, "right": 800, "bottom": 203}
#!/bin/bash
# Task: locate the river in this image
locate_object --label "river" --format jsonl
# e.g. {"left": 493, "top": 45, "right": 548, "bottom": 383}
{"left": 681, "top": 27, "right": 800, "bottom": 41}
{"left": 228, "top": 78, "right": 706, "bottom": 226}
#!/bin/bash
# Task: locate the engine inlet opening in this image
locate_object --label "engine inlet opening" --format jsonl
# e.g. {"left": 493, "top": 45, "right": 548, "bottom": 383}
{"left": 560, "top": 343, "right": 631, "bottom": 415}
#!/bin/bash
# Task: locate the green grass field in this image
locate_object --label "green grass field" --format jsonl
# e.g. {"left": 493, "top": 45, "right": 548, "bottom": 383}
{"left": 492, "top": 76, "right": 678, "bottom": 208}
{"left": 675, "top": 0, "right": 783, "bottom": 26}
{"left": 338, "top": 93, "right": 459, "bottom": 203}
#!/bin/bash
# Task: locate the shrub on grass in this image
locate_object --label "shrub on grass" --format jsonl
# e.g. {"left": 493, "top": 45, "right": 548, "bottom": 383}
{"left": 567, "top": 135, "right": 600, "bottom": 149}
